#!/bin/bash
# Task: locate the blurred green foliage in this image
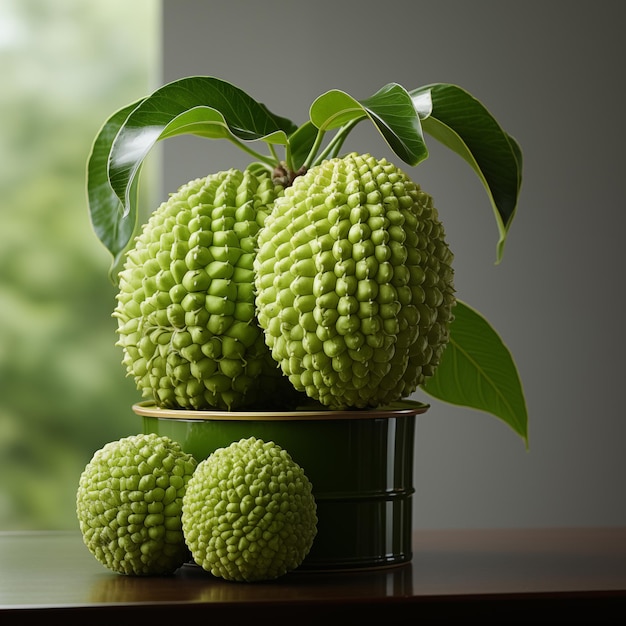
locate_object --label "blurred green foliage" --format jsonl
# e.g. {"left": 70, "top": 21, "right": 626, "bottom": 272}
{"left": 0, "top": 0, "right": 160, "bottom": 529}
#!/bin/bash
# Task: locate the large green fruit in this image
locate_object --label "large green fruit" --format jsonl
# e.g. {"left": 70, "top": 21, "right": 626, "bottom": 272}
{"left": 255, "top": 153, "right": 456, "bottom": 409}
{"left": 114, "top": 168, "right": 300, "bottom": 411}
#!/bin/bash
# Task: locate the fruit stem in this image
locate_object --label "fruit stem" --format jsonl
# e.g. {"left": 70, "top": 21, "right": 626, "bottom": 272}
{"left": 302, "top": 128, "right": 327, "bottom": 170}
{"left": 312, "top": 120, "right": 360, "bottom": 166}
{"left": 282, "top": 142, "right": 295, "bottom": 173}
{"left": 272, "top": 163, "right": 307, "bottom": 188}
{"left": 269, "top": 143, "right": 282, "bottom": 165}
{"left": 227, "top": 136, "right": 276, "bottom": 168}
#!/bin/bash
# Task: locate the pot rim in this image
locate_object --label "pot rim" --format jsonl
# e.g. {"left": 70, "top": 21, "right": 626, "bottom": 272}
{"left": 132, "top": 399, "right": 429, "bottom": 421}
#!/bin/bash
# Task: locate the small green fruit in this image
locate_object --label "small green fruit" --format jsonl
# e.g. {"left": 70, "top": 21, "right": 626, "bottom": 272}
{"left": 182, "top": 437, "right": 317, "bottom": 581}
{"left": 255, "top": 153, "right": 456, "bottom": 409}
{"left": 76, "top": 433, "right": 197, "bottom": 576}
{"left": 114, "top": 168, "right": 301, "bottom": 411}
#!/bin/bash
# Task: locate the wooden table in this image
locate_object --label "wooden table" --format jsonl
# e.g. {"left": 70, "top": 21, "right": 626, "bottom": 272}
{"left": 1, "top": 528, "right": 625, "bottom": 623}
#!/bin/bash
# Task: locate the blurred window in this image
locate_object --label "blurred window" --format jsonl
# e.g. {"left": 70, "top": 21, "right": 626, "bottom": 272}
{"left": 0, "top": 0, "right": 160, "bottom": 529}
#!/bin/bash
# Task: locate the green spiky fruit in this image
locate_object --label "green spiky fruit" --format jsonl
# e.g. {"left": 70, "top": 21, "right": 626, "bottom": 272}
{"left": 76, "top": 433, "right": 197, "bottom": 576}
{"left": 114, "top": 168, "right": 301, "bottom": 411}
{"left": 255, "top": 153, "right": 456, "bottom": 409}
{"left": 182, "top": 437, "right": 317, "bottom": 581}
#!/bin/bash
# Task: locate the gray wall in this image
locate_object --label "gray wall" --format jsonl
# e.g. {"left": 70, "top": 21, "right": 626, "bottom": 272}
{"left": 161, "top": 0, "right": 626, "bottom": 529}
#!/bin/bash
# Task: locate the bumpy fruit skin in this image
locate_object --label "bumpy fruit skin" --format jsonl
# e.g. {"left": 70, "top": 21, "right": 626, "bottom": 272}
{"left": 255, "top": 153, "right": 455, "bottom": 409}
{"left": 76, "top": 433, "right": 197, "bottom": 576}
{"left": 114, "top": 168, "right": 300, "bottom": 411}
{"left": 182, "top": 437, "right": 317, "bottom": 581}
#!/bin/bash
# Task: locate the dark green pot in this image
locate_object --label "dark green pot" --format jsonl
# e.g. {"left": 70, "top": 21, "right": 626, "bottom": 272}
{"left": 135, "top": 400, "right": 428, "bottom": 571}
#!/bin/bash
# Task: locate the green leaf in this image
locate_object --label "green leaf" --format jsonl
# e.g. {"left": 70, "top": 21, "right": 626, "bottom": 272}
{"left": 310, "top": 83, "right": 429, "bottom": 166}
{"left": 97, "top": 76, "right": 297, "bottom": 265}
{"left": 421, "top": 300, "right": 528, "bottom": 446}
{"left": 86, "top": 99, "right": 143, "bottom": 281}
{"left": 157, "top": 105, "right": 291, "bottom": 145}
{"left": 410, "top": 84, "right": 523, "bottom": 263}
